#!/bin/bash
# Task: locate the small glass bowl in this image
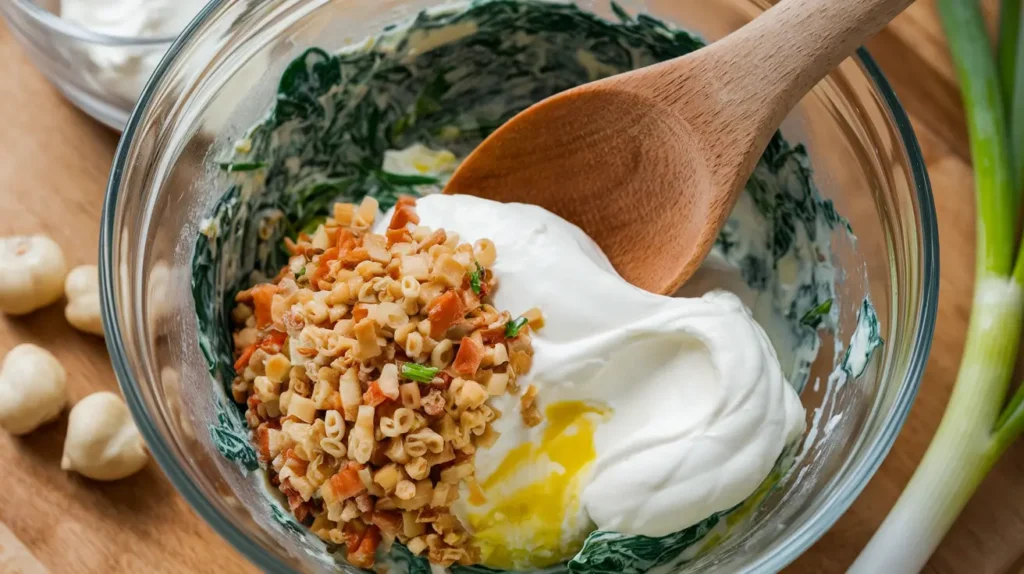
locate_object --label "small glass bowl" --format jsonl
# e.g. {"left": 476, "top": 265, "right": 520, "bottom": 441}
{"left": 0, "top": 0, "right": 176, "bottom": 130}
{"left": 100, "top": 0, "right": 938, "bottom": 572}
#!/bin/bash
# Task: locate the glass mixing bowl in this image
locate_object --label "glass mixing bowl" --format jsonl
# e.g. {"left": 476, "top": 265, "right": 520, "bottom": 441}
{"left": 100, "top": 0, "right": 937, "bottom": 571}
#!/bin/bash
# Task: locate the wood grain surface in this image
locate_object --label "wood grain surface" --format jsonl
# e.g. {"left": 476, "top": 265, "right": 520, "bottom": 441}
{"left": 0, "top": 1, "right": 1021, "bottom": 572}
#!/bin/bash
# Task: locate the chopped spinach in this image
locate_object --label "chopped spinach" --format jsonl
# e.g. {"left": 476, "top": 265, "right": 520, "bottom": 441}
{"left": 840, "top": 298, "right": 884, "bottom": 379}
{"left": 271, "top": 503, "right": 307, "bottom": 536}
{"left": 211, "top": 408, "right": 258, "bottom": 471}
{"left": 568, "top": 515, "right": 719, "bottom": 574}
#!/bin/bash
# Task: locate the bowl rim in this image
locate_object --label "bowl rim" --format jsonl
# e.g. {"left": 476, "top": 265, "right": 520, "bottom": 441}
{"left": 100, "top": 1, "right": 938, "bottom": 572}
{"left": 4, "top": 0, "right": 178, "bottom": 45}
{"left": 753, "top": 49, "right": 938, "bottom": 571}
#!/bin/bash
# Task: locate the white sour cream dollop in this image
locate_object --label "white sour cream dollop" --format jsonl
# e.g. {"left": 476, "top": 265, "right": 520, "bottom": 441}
{"left": 60, "top": 0, "right": 208, "bottom": 104}
{"left": 406, "top": 194, "right": 806, "bottom": 541}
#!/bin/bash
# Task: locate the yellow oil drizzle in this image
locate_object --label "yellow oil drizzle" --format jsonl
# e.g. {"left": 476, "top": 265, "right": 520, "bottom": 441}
{"left": 468, "top": 401, "right": 608, "bottom": 570}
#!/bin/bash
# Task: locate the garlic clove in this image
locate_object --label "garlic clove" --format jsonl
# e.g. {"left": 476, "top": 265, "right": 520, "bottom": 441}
{"left": 64, "top": 264, "right": 104, "bottom": 336}
{"left": 61, "top": 392, "right": 148, "bottom": 481}
{"left": 0, "top": 344, "right": 67, "bottom": 435}
{"left": 0, "top": 235, "right": 67, "bottom": 315}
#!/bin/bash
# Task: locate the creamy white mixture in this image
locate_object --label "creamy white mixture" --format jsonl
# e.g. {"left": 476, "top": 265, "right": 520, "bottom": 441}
{"left": 60, "top": 0, "right": 206, "bottom": 104}
{"left": 381, "top": 195, "right": 806, "bottom": 567}
{"left": 196, "top": 5, "right": 882, "bottom": 569}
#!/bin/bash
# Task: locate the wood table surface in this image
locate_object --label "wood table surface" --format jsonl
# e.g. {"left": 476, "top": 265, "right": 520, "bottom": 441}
{"left": 0, "top": 1, "right": 1022, "bottom": 572}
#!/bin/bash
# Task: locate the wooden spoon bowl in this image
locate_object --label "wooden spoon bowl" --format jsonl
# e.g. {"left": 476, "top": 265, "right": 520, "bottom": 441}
{"left": 444, "top": 0, "right": 913, "bottom": 294}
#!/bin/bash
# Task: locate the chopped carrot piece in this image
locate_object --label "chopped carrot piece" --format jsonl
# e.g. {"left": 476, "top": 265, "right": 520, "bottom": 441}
{"left": 283, "top": 237, "right": 301, "bottom": 256}
{"left": 330, "top": 464, "right": 367, "bottom": 501}
{"left": 234, "top": 343, "right": 257, "bottom": 374}
{"left": 342, "top": 521, "right": 367, "bottom": 554}
{"left": 251, "top": 283, "right": 279, "bottom": 328}
{"left": 324, "top": 223, "right": 339, "bottom": 246}
{"left": 308, "top": 246, "right": 340, "bottom": 287}
{"left": 426, "top": 290, "right": 465, "bottom": 339}
{"left": 352, "top": 304, "right": 370, "bottom": 322}
{"left": 389, "top": 204, "right": 420, "bottom": 230}
{"left": 258, "top": 330, "right": 287, "bottom": 353}
{"left": 396, "top": 195, "right": 417, "bottom": 208}
{"left": 386, "top": 228, "right": 411, "bottom": 247}
{"left": 347, "top": 526, "right": 381, "bottom": 569}
{"left": 255, "top": 425, "right": 271, "bottom": 461}
{"left": 340, "top": 247, "right": 370, "bottom": 267}
{"left": 320, "top": 246, "right": 341, "bottom": 263}
{"left": 363, "top": 381, "right": 389, "bottom": 407}
{"left": 370, "top": 510, "right": 403, "bottom": 536}
{"left": 336, "top": 228, "right": 358, "bottom": 252}
{"left": 453, "top": 337, "right": 484, "bottom": 376}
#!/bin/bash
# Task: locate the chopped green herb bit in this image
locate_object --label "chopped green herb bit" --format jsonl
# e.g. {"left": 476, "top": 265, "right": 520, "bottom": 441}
{"left": 800, "top": 299, "right": 833, "bottom": 328}
{"left": 401, "top": 362, "right": 439, "bottom": 383}
{"left": 469, "top": 262, "right": 483, "bottom": 294}
{"left": 296, "top": 266, "right": 306, "bottom": 278}
{"left": 505, "top": 316, "right": 529, "bottom": 338}
{"left": 218, "top": 161, "right": 268, "bottom": 172}
{"left": 376, "top": 170, "right": 441, "bottom": 186}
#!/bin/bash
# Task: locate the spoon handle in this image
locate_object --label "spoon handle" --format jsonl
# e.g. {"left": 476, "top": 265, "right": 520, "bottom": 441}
{"left": 700, "top": 0, "right": 914, "bottom": 148}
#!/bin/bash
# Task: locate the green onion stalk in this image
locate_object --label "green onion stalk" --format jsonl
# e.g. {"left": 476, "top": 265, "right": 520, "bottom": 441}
{"left": 850, "top": 1, "right": 1024, "bottom": 571}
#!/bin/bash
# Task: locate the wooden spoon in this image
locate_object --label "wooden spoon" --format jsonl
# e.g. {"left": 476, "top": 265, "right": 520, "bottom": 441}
{"left": 443, "top": 0, "right": 913, "bottom": 294}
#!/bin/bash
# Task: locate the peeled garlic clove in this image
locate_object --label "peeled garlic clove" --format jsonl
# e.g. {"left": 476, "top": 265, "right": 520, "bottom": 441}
{"left": 64, "top": 264, "right": 104, "bottom": 336}
{"left": 0, "top": 344, "right": 67, "bottom": 435}
{"left": 61, "top": 392, "right": 148, "bottom": 481}
{"left": 0, "top": 235, "right": 67, "bottom": 315}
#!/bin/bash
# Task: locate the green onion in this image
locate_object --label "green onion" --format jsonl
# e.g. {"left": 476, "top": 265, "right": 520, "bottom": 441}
{"left": 295, "top": 266, "right": 306, "bottom": 278}
{"left": 851, "top": 2, "right": 1024, "bottom": 571}
{"left": 505, "top": 316, "right": 528, "bottom": 338}
{"left": 375, "top": 170, "right": 441, "bottom": 186}
{"left": 799, "top": 298, "right": 832, "bottom": 328}
{"left": 469, "top": 262, "right": 483, "bottom": 294}
{"left": 400, "top": 363, "right": 439, "bottom": 383}
{"left": 999, "top": 0, "right": 1021, "bottom": 112}
{"left": 1004, "top": 0, "right": 1024, "bottom": 187}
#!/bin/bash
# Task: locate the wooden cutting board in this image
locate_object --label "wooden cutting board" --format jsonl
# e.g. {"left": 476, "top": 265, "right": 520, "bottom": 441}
{"left": 0, "top": 1, "right": 1021, "bottom": 572}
